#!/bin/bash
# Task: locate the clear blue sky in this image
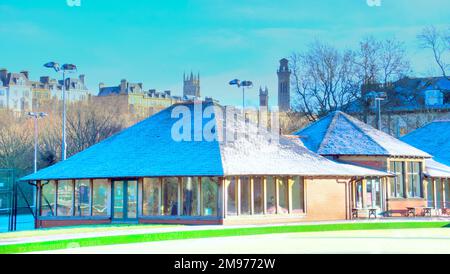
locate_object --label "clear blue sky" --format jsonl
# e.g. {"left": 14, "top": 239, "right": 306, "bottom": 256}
{"left": 1, "top": 0, "right": 449, "bottom": 106}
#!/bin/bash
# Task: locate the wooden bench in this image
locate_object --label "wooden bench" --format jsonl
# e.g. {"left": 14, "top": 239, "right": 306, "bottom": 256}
{"left": 386, "top": 209, "right": 408, "bottom": 217}
{"left": 352, "top": 208, "right": 378, "bottom": 219}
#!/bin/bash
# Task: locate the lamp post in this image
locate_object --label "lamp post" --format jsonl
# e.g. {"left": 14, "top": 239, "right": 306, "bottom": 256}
{"left": 374, "top": 92, "right": 387, "bottom": 130}
{"left": 229, "top": 79, "right": 253, "bottom": 111}
{"left": 44, "top": 62, "right": 77, "bottom": 160}
{"left": 27, "top": 112, "right": 47, "bottom": 209}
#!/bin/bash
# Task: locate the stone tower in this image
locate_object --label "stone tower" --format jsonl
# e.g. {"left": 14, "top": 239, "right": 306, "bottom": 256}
{"left": 259, "top": 86, "right": 269, "bottom": 108}
{"left": 183, "top": 72, "right": 201, "bottom": 98}
{"left": 277, "top": 58, "right": 291, "bottom": 112}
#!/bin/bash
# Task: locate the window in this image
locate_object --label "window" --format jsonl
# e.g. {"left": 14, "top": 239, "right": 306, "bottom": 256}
{"left": 427, "top": 179, "right": 434, "bottom": 208}
{"left": 355, "top": 181, "right": 363, "bottom": 208}
{"left": 142, "top": 178, "right": 161, "bottom": 216}
{"left": 57, "top": 180, "right": 74, "bottom": 216}
{"left": 291, "top": 177, "right": 305, "bottom": 213}
{"left": 266, "top": 177, "right": 276, "bottom": 214}
{"left": 162, "top": 177, "right": 179, "bottom": 216}
{"left": 390, "top": 161, "right": 405, "bottom": 198}
{"left": 41, "top": 181, "right": 56, "bottom": 216}
{"left": 75, "top": 180, "right": 90, "bottom": 216}
{"left": 240, "top": 177, "right": 251, "bottom": 215}
{"left": 437, "top": 180, "right": 443, "bottom": 209}
{"left": 201, "top": 177, "right": 218, "bottom": 216}
{"left": 92, "top": 179, "right": 111, "bottom": 216}
{"left": 445, "top": 179, "right": 450, "bottom": 209}
{"left": 182, "top": 177, "right": 199, "bottom": 216}
{"left": 226, "top": 177, "right": 237, "bottom": 216}
{"left": 408, "top": 162, "right": 422, "bottom": 198}
{"left": 278, "top": 178, "right": 289, "bottom": 214}
{"left": 366, "top": 178, "right": 382, "bottom": 209}
{"left": 253, "top": 177, "right": 264, "bottom": 215}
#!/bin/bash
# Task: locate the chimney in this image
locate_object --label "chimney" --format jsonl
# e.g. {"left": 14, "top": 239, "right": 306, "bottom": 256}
{"left": 79, "top": 74, "right": 85, "bottom": 84}
{"left": 20, "top": 70, "right": 29, "bottom": 79}
{"left": 164, "top": 90, "right": 171, "bottom": 96}
{"left": 0, "top": 69, "right": 7, "bottom": 84}
{"left": 40, "top": 76, "right": 50, "bottom": 84}
{"left": 120, "top": 79, "right": 127, "bottom": 93}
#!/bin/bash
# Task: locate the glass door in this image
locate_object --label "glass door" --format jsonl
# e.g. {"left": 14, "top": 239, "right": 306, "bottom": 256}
{"left": 366, "top": 178, "right": 382, "bottom": 209}
{"left": 112, "top": 180, "right": 138, "bottom": 221}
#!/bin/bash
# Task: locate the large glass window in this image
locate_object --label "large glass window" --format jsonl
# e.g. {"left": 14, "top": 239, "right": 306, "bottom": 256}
{"left": 253, "top": 177, "right": 264, "bottom": 215}
{"left": 278, "top": 178, "right": 289, "bottom": 214}
{"left": 201, "top": 177, "right": 218, "bottom": 216}
{"left": 437, "top": 179, "right": 443, "bottom": 209}
{"left": 92, "top": 179, "right": 111, "bottom": 216}
{"left": 240, "top": 177, "right": 251, "bottom": 215}
{"left": 366, "top": 178, "right": 382, "bottom": 209}
{"left": 355, "top": 181, "right": 363, "bottom": 208}
{"left": 445, "top": 179, "right": 450, "bottom": 209}
{"left": 143, "top": 178, "right": 161, "bottom": 216}
{"left": 266, "top": 177, "right": 276, "bottom": 214}
{"left": 41, "top": 180, "right": 56, "bottom": 216}
{"left": 57, "top": 180, "right": 74, "bottom": 216}
{"left": 291, "top": 177, "right": 305, "bottom": 213}
{"left": 75, "top": 180, "right": 90, "bottom": 216}
{"left": 408, "top": 162, "right": 422, "bottom": 198}
{"left": 390, "top": 161, "right": 405, "bottom": 198}
{"left": 162, "top": 177, "right": 179, "bottom": 216}
{"left": 427, "top": 179, "right": 434, "bottom": 208}
{"left": 182, "top": 177, "right": 199, "bottom": 216}
{"left": 226, "top": 177, "right": 237, "bottom": 215}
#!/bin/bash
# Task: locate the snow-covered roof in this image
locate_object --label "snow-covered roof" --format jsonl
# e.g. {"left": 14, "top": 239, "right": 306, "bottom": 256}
{"left": 401, "top": 119, "right": 450, "bottom": 166}
{"left": 424, "top": 159, "right": 450, "bottom": 178}
{"left": 21, "top": 101, "right": 389, "bottom": 181}
{"left": 294, "top": 111, "right": 431, "bottom": 158}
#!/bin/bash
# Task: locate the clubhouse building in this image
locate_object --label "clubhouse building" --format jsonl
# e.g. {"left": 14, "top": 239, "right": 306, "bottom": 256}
{"left": 21, "top": 101, "right": 390, "bottom": 228}
{"left": 294, "top": 111, "right": 450, "bottom": 217}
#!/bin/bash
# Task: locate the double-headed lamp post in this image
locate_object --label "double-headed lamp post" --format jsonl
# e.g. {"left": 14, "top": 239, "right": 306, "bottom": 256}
{"left": 28, "top": 112, "right": 47, "bottom": 208}
{"left": 44, "top": 62, "right": 77, "bottom": 160}
{"left": 229, "top": 79, "right": 253, "bottom": 111}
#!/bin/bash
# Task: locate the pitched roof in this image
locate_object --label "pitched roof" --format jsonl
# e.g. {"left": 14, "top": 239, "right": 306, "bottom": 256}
{"left": 21, "top": 102, "right": 389, "bottom": 181}
{"left": 424, "top": 159, "right": 450, "bottom": 178}
{"left": 401, "top": 119, "right": 450, "bottom": 166}
{"left": 294, "top": 111, "right": 430, "bottom": 158}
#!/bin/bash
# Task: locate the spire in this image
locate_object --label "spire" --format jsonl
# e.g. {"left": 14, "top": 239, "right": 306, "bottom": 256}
{"left": 190, "top": 71, "right": 193, "bottom": 80}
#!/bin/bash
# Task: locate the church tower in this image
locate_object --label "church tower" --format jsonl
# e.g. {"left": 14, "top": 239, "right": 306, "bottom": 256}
{"left": 277, "top": 58, "right": 291, "bottom": 112}
{"left": 259, "top": 86, "right": 269, "bottom": 108}
{"left": 183, "top": 72, "right": 201, "bottom": 98}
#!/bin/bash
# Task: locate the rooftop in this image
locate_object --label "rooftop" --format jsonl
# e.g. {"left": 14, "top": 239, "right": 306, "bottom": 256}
{"left": 294, "top": 111, "right": 430, "bottom": 158}
{"left": 21, "top": 101, "right": 389, "bottom": 181}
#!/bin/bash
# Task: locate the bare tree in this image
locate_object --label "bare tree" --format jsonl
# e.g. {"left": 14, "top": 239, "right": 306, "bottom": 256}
{"left": 418, "top": 26, "right": 449, "bottom": 79}
{"left": 291, "top": 42, "right": 359, "bottom": 121}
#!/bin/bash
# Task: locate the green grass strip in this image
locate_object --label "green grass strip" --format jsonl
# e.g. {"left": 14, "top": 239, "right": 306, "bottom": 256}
{"left": 1, "top": 221, "right": 449, "bottom": 254}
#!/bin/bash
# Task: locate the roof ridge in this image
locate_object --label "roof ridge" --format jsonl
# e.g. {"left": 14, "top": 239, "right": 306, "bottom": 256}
{"left": 317, "top": 112, "right": 340, "bottom": 153}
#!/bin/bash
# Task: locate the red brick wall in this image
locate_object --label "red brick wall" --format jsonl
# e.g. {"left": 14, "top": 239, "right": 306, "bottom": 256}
{"left": 387, "top": 199, "right": 427, "bottom": 216}
{"left": 139, "top": 219, "right": 223, "bottom": 225}
{"left": 39, "top": 219, "right": 111, "bottom": 228}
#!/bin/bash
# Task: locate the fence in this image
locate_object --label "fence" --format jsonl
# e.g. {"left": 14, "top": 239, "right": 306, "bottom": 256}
{"left": 0, "top": 169, "right": 35, "bottom": 232}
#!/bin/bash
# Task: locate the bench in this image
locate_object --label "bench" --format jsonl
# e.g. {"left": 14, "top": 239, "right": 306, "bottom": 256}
{"left": 352, "top": 208, "right": 378, "bottom": 219}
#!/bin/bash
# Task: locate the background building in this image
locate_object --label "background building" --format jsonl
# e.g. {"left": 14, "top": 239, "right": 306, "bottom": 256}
{"left": 347, "top": 76, "right": 450, "bottom": 137}
{"left": 259, "top": 86, "right": 269, "bottom": 108}
{"left": 97, "top": 79, "right": 182, "bottom": 118}
{"left": 0, "top": 68, "right": 90, "bottom": 113}
{"left": 183, "top": 72, "right": 200, "bottom": 98}
{"left": 277, "top": 58, "right": 291, "bottom": 112}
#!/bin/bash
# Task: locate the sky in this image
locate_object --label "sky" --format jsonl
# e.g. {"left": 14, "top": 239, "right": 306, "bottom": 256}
{"left": 1, "top": 0, "right": 449, "bottom": 107}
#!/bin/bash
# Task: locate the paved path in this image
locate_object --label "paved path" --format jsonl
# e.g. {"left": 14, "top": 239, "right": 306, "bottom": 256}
{"left": 35, "top": 228, "right": 450, "bottom": 254}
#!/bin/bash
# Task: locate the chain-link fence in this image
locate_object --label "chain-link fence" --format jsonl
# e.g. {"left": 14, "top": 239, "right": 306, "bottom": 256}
{"left": 0, "top": 169, "right": 35, "bottom": 232}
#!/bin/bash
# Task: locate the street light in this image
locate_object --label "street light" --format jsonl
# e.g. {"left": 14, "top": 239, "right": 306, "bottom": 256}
{"left": 229, "top": 79, "right": 253, "bottom": 111}
{"left": 44, "top": 62, "right": 77, "bottom": 160}
{"left": 374, "top": 92, "right": 387, "bottom": 130}
{"left": 27, "top": 111, "right": 48, "bottom": 210}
